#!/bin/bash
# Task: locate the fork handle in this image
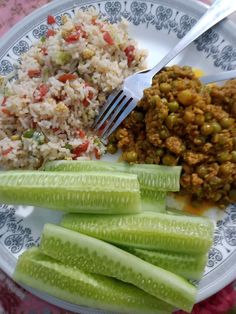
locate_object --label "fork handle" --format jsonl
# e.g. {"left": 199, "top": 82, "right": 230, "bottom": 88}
{"left": 200, "top": 69, "right": 236, "bottom": 84}
{"left": 148, "top": 0, "right": 236, "bottom": 77}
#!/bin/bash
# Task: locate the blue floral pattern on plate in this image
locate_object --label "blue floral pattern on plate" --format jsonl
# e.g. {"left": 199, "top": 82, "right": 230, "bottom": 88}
{"left": 0, "top": 205, "right": 39, "bottom": 254}
{"left": 0, "top": 1, "right": 236, "bottom": 73}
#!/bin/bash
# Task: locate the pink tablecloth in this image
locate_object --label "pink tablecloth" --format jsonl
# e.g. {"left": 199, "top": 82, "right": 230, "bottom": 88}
{"left": 0, "top": 0, "right": 236, "bottom": 313}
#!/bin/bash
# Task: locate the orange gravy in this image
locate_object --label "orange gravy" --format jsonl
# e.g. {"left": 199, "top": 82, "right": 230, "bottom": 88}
{"left": 173, "top": 194, "right": 216, "bottom": 216}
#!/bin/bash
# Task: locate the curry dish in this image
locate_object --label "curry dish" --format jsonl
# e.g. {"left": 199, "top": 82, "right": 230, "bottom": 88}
{"left": 109, "top": 66, "right": 236, "bottom": 207}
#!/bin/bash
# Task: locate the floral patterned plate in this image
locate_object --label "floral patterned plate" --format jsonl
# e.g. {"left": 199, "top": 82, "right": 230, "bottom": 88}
{"left": 0, "top": 0, "right": 236, "bottom": 313}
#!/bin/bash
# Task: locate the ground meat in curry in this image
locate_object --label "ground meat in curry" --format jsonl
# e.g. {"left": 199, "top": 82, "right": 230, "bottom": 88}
{"left": 109, "top": 66, "right": 236, "bottom": 207}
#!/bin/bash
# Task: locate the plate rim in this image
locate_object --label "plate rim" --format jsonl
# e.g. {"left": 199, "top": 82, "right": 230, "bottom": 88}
{"left": 0, "top": 0, "right": 236, "bottom": 312}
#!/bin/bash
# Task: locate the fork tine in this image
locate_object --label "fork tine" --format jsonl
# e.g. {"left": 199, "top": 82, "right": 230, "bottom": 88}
{"left": 94, "top": 91, "right": 126, "bottom": 131}
{"left": 93, "top": 91, "right": 120, "bottom": 127}
{"left": 93, "top": 90, "right": 123, "bottom": 129}
{"left": 102, "top": 99, "right": 137, "bottom": 139}
{"left": 101, "top": 97, "right": 133, "bottom": 136}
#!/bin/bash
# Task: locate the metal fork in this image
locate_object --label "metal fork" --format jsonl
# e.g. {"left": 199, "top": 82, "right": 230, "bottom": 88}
{"left": 93, "top": 0, "right": 236, "bottom": 139}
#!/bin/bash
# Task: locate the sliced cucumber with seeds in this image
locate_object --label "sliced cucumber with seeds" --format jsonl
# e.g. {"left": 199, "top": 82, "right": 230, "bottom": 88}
{"left": 124, "top": 247, "right": 208, "bottom": 280}
{"left": 61, "top": 212, "right": 214, "bottom": 253}
{"left": 14, "top": 247, "right": 173, "bottom": 314}
{"left": 44, "top": 160, "right": 181, "bottom": 212}
{"left": 40, "top": 224, "right": 197, "bottom": 312}
{"left": 44, "top": 160, "right": 181, "bottom": 191}
{"left": 0, "top": 171, "right": 141, "bottom": 214}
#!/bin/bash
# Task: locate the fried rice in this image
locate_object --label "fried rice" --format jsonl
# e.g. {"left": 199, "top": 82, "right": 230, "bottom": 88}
{"left": 0, "top": 9, "right": 147, "bottom": 169}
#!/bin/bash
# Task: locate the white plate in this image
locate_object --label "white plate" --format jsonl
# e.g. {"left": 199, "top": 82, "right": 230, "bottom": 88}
{"left": 0, "top": 0, "right": 236, "bottom": 313}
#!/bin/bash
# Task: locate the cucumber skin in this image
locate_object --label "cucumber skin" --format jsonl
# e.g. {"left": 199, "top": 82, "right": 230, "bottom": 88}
{"left": 0, "top": 171, "right": 141, "bottom": 214}
{"left": 124, "top": 247, "right": 208, "bottom": 280}
{"left": 44, "top": 160, "right": 181, "bottom": 191}
{"left": 40, "top": 224, "right": 197, "bottom": 312}
{"left": 60, "top": 212, "right": 214, "bottom": 254}
{"left": 13, "top": 248, "right": 173, "bottom": 314}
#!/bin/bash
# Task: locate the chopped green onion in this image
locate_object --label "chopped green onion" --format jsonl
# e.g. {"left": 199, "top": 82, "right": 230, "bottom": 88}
{"left": 64, "top": 143, "right": 73, "bottom": 151}
{"left": 23, "top": 129, "right": 35, "bottom": 139}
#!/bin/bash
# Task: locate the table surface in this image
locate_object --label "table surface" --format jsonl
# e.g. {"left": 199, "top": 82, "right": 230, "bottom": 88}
{"left": 0, "top": 0, "right": 235, "bottom": 313}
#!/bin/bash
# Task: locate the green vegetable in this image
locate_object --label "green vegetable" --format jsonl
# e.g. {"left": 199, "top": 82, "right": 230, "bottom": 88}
{"left": 220, "top": 117, "right": 234, "bottom": 128}
{"left": 124, "top": 247, "right": 208, "bottom": 280}
{"left": 166, "top": 113, "right": 179, "bottom": 129}
{"left": 64, "top": 143, "right": 73, "bottom": 151}
{"left": 44, "top": 160, "right": 182, "bottom": 191}
{"left": 159, "top": 83, "right": 171, "bottom": 93}
{"left": 141, "top": 190, "right": 166, "bottom": 212}
{"left": 0, "top": 171, "right": 141, "bottom": 214}
{"left": 14, "top": 247, "right": 173, "bottom": 314}
{"left": 201, "top": 123, "right": 214, "bottom": 136}
{"left": 54, "top": 51, "right": 72, "bottom": 65}
{"left": 60, "top": 212, "right": 214, "bottom": 253}
{"left": 41, "top": 36, "right": 46, "bottom": 43}
{"left": 40, "top": 224, "right": 197, "bottom": 312}
{"left": 168, "top": 101, "right": 179, "bottom": 112}
{"left": 22, "top": 129, "right": 45, "bottom": 144}
{"left": 125, "top": 151, "right": 138, "bottom": 162}
{"left": 44, "top": 160, "right": 181, "bottom": 212}
{"left": 106, "top": 143, "right": 118, "bottom": 154}
{"left": 23, "top": 129, "right": 35, "bottom": 138}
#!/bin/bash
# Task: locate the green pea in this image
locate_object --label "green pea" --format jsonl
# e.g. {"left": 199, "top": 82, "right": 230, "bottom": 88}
{"left": 166, "top": 114, "right": 178, "bottom": 129}
{"left": 160, "top": 128, "right": 170, "bottom": 139}
{"left": 156, "top": 148, "right": 164, "bottom": 157}
{"left": 211, "top": 122, "right": 222, "bottom": 133}
{"left": 212, "top": 134, "right": 227, "bottom": 145}
{"left": 159, "top": 83, "right": 171, "bottom": 93}
{"left": 217, "top": 151, "right": 232, "bottom": 163}
{"left": 162, "top": 154, "right": 176, "bottom": 166}
{"left": 168, "top": 101, "right": 179, "bottom": 112}
{"left": 177, "top": 89, "right": 193, "bottom": 105}
{"left": 150, "top": 95, "right": 161, "bottom": 106}
{"left": 126, "top": 151, "right": 138, "bottom": 162}
{"left": 107, "top": 143, "right": 118, "bottom": 154}
{"left": 220, "top": 117, "right": 234, "bottom": 128}
{"left": 194, "top": 136, "right": 206, "bottom": 146}
{"left": 231, "top": 151, "right": 236, "bottom": 163}
{"left": 195, "top": 115, "right": 205, "bottom": 126}
{"left": 201, "top": 123, "right": 214, "bottom": 136}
